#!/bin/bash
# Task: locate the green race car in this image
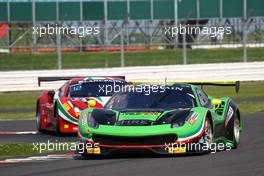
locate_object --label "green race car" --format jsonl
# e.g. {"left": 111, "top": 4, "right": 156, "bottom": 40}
{"left": 77, "top": 82, "right": 242, "bottom": 156}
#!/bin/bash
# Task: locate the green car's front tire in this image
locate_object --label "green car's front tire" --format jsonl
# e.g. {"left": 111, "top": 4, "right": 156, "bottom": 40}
{"left": 204, "top": 117, "right": 214, "bottom": 145}
{"left": 203, "top": 117, "right": 214, "bottom": 153}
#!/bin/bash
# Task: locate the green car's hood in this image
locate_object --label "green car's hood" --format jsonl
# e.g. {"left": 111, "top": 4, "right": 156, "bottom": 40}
{"left": 79, "top": 107, "right": 208, "bottom": 142}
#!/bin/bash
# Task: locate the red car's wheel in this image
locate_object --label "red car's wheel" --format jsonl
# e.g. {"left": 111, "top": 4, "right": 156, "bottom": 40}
{"left": 55, "top": 107, "right": 61, "bottom": 135}
{"left": 36, "top": 104, "right": 44, "bottom": 132}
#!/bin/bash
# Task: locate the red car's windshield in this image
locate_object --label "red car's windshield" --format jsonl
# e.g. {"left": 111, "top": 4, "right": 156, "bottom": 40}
{"left": 68, "top": 80, "right": 126, "bottom": 97}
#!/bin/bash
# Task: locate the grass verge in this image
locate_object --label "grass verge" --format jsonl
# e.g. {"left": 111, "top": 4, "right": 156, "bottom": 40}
{"left": 0, "top": 112, "right": 35, "bottom": 120}
{"left": 236, "top": 102, "right": 264, "bottom": 113}
{"left": 204, "top": 81, "right": 264, "bottom": 100}
{"left": 0, "top": 91, "right": 41, "bottom": 110}
{"left": 0, "top": 143, "right": 68, "bottom": 160}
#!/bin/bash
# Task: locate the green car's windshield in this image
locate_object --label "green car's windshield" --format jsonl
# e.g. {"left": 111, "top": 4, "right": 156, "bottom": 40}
{"left": 105, "top": 88, "right": 196, "bottom": 110}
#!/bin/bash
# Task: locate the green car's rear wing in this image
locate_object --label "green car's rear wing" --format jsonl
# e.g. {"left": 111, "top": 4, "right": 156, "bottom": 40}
{"left": 129, "top": 80, "right": 240, "bottom": 93}
{"left": 38, "top": 76, "right": 126, "bottom": 86}
{"left": 183, "top": 81, "right": 240, "bottom": 93}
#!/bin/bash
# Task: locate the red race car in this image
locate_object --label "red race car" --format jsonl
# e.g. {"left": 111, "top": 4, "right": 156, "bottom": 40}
{"left": 36, "top": 76, "right": 126, "bottom": 134}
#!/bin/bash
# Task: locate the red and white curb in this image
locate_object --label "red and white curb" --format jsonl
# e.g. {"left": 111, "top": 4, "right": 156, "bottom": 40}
{"left": 0, "top": 153, "right": 74, "bottom": 165}
{"left": 0, "top": 131, "right": 38, "bottom": 135}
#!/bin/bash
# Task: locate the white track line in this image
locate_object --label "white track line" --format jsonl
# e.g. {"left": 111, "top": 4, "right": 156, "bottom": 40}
{"left": 0, "top": 153, "right": 74, "bottom": 164}
{"left": 0, "top": 131, "right": 38, "bottom": 135}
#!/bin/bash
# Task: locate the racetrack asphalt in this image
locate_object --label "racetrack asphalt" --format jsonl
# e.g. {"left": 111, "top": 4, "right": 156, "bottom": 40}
{"left": 0, "top": 119, "right": 36, "bottom": 132}
{"left": 0, "top": 113, "right": 264, "bottom": 176}
{"left": 0, "top": 120, "right": 76, "bottom": 143}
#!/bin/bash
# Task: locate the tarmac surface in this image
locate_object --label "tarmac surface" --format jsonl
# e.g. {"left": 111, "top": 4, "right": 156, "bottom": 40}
{"left": 0, "top": 113, "right": 264, "bottom": 176}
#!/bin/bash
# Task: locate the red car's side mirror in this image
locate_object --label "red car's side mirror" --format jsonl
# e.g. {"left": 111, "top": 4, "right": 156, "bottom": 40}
{"left": 47, "top": 91, "right": 55, "bottom": 103}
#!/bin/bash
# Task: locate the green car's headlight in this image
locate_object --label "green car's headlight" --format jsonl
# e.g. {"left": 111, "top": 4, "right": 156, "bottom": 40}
{"left": 171, "top": 112, "right": 193, "bottom": 128}
{"left": 87, "top": 112, "right": 99, "bottom": 129}
{"left": 171, "top": 120, "right": 185, "bottom": 128}
{"left": 85, "top": 109, "right": 116, "bottom": 128}
{"left": 155, "top": 110, "right": 192, "bottom": 128}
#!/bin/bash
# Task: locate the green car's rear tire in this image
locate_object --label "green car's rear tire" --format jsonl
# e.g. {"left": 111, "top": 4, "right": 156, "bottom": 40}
{"left": 226, "top": 113, "right": 240, "bottom": 149}
{"left": 204, "top": 118, "right": 213, "bottom": 145}
{"left": 232, "top": 114, "right": 240, "bottom": 148}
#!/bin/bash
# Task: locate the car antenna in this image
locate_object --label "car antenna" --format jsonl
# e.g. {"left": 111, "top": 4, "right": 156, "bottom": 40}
{"left": 164, "top": 65, "right": 169, "bottom": 85}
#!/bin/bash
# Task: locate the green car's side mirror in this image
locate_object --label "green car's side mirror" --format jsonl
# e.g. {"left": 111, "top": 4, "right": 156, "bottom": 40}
{"left": 212, "top": 99, "right": 222, "bottom": 107}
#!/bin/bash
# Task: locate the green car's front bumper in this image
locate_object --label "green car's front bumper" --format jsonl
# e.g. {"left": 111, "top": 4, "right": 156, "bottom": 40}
{"left": 77, "top": 120, "right": 207, "bottom": 155}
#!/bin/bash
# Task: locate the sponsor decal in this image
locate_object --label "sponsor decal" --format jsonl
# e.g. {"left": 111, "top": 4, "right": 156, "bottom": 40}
{"left": 81, "top": 112, "right": 89, "bottom": 125}
{"left": 115, "top": 120, "right": 152, "bottom": 126}
{"left": 80, "top": 79, "right": 124, "bottom": 84}
{"left": 225, "top": 106, "right": 234, "bottom": 127}
{"left": 87, "top": 147, "right": 101, "bottom": 154}
{"left": 57, "top": 100, "right": 78, "bottom": 125}
{"left": 177, "top": 114, "right": 206, "bottom": 143}
{"left": 143, "top": 112, "right": 161, "bottom": 115}
{"left": 86, "top": 143, "right": 101, "bottom": 154}
{"left": 121, "top": 112, "right": 160, "bottom": 116}
{"left": 188, "top": 112, "right": 199, "bottom": 125}
{"left": 168, "top": 146, "right": 186, "bottom": 154}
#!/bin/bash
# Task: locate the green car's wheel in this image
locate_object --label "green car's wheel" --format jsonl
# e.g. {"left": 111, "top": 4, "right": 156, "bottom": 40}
{"left": 204, "top": 118, "right": 213, "bottom": 145}
{"left": 202, "top": 117, "right": 214, "bottom": 153}
{"left": 233, "top": 115, "right": 240, "bottom": 148}
{"left": 226, "top": 113, "right": 240, "bottom": 149}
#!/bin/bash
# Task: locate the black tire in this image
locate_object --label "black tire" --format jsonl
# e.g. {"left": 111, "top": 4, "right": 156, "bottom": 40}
{"left": 203, "top": 117, "right": 214, "bottom": 153}
{"left": 232, "top": 114, "right": 240, "bottom": 148}
{"left": 204, "top": 117, "right": 214, "bottom": 145}
{"left": 54, "top": 107, "right": 61, "bottom": 135}
{"left": 36, "top": 103, "right": 44, "bottom": 132}
{"left": 226, "top": 113, "right": 240, "bottom": 149}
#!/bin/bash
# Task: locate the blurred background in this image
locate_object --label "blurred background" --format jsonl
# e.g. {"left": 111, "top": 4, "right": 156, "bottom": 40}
{"left": 0, "top": 0, "right": 264, "bottom": 70}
